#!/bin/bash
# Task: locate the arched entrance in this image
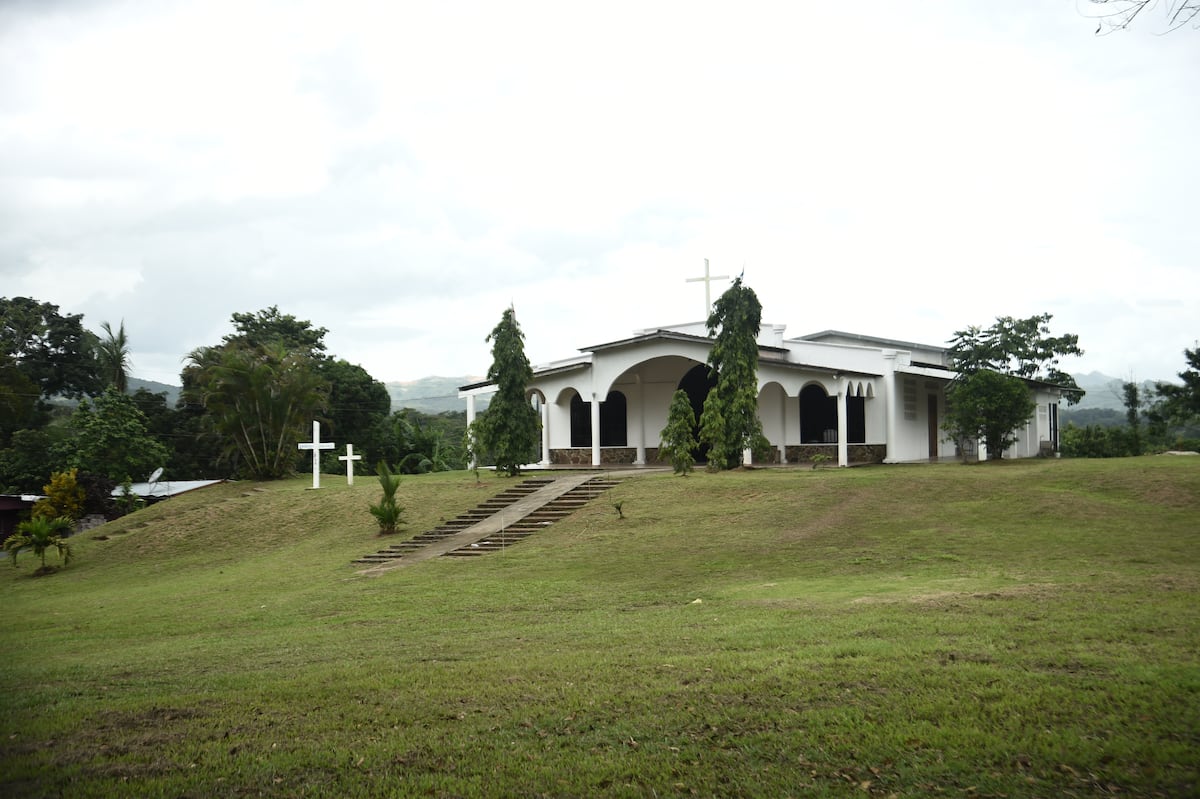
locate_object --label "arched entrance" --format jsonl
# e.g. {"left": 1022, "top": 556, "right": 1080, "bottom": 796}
{"left": 677, "top": 363, "right": 716, "bottom": 462}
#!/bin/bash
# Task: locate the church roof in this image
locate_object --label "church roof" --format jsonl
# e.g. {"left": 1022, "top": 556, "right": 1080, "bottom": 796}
{"left": 795, "top": 329, "right": 948, "bottom": 354}
{"left": 581, "top": 328, "right": 788, "bottom": 355}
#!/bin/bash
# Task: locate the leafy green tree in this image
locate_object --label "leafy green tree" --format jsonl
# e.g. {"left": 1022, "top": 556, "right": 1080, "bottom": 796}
{"left": 225, "top": 306, "right": 328, "bottom": 360}
{"left": 476, "top": 307, "right": 539, "bottom": 476}
{"left": 59, "top": 387, "right": 169, "bottom": 482}
{"left": 659, "top": 389, "right": 699, "bottom": 475}
{"left": 0, "top": 352, "right": 41, "bottom": 446}
{"left": 1151, "top": 346, "right": 1200, "bottom": 426}
{"left": 699, "top": 276, "right": 770, "bottom": 470}
{"left": 95, "top": 320, "right": 132, "bottom": 393}
{"left": 948, "top": 313, "right": 1084, "bottom": 405}
{"left": 4, "top": 515, "right": 73, "bottom": 570}
{"left": 1122, "top": 381, "right": 1144, "bottom": 455}
{"left": 0, "top": 428, "right": 58, "bottom": 493}
{"left": 943, "top": 370, "right": 1036, "bottom": 461}
{"left": 183, "top": 342, "right": 329, "bottom": 479}
{"left": 318, "top": 359, "right": 391, "bottom": 474}
{"left": 0, "top": 297, "right": 101, "bottom": 427}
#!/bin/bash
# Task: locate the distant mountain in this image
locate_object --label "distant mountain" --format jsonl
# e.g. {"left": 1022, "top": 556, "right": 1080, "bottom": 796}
{"left": 1069, "top": 372, "right": 1160, "bottom": 412}
{"left": 129, "top": 378, "right": 182, "bottom": 406}
{"left": 125, "top": 375, "right": 482, "bottom": 415}
{"left": 385, "top": 376, "right": 486, "bottom": 414}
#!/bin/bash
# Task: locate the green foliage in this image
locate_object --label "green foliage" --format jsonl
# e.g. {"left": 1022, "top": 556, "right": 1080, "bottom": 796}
{"left": 4, "top": 515, "right": 73, "bottom": 570}
{"left": 184, "top": 342, "right": 329, "bottom": 480}
{"left": 476, "top": 308, "right": 539, "bottom": 476}
{"left": 943, "top": 370, "right": 1036, "bottom": 460}
{"left": 115, "top": 476, "right": 145, "bottom": 516}
{"left": 94, "top": 319, "right": 131, "bottom": 394}
{"left": 699, "top": 276, "right": 766, "bottom": 470}
{"left": 0, "top": 427, "right": 58, "bottom": 493}
{"left": 383, "top": 409, "right": 465, "bottom": 474}
{"left": 1060, "top": 423, "right": 1142, "bottom": 458}
{"left": 1151, "top": 345, "right": 1200, "bottom": 428}
{"left": 0, "top": 352, "right": 42, "bottom": 445}
{"left": 0, "top": 296, "right": 102, "bottom": 402}
{"left": 368, "top": 461, "right": 405, "bottom": 534}
{"left": 33, "top": 468, "right": 85, "bottom": 521}
{"left": 225, "top": 306, "right": 328, "bottom": 360}
{"left": 59, "top": 388, "right": 169, "bottom": 482}
{"left": 317, "top": 359, "right": 391, "bottom": 474}
{"left": 948, "top": 313, "right": 1085, "bottom": 404}
{"left": 658, "top": 389, "right": 699, "bottom": 475}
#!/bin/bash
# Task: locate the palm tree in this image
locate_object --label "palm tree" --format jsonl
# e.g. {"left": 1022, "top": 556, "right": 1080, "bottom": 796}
{"left": 4, "top": 516, "right": 73, "bottom": 570}
{"left": 96, "top": 320, "right": 132, "bottom": 393}
{"left": 185, "top": 342, "right": 329, "bottom": 479}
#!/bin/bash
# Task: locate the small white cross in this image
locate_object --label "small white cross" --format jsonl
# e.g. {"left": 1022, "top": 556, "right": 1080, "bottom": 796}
{"left": 297, "top": 420, "right": 335, "bottom": 489}
{"left": 686, "top": 258, "right": 730, "bottom": 316}
{"left": 339, "top": 443, "right": 363, "bottom": 486}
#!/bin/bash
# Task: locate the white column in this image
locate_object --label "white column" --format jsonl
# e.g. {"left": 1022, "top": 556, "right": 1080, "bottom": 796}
{"left": 590, "top": 393, "right": 601, "bottom": 467}
{"left": 540, "top": 397, "right": 550, "bottom": 466}
{"left": 882, "top": 351, "right": 899, "bottom": 463}
{"left": 779, "top": 390, "right": 789, "bottom": 464}
{"left": 837, "top": 386, "right": 849, "bottom": 468}
{"left": 632, "top": 377, "right": 646, "bottom": 465}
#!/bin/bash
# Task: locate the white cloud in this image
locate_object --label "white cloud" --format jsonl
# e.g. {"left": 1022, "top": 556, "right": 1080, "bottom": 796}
{"left": 1, "top": 0, "right": 1196, "bottom": 385}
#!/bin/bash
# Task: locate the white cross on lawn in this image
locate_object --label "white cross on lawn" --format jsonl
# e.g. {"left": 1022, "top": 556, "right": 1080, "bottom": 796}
{"left": 339, "top": 443, "right": 362, "bottom": 486}
{"left": 298, "top": 420, "right": 335, "bottom": 489}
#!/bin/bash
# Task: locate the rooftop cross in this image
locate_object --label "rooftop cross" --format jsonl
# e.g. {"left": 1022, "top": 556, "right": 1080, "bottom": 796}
{"left": 339, "top": 443, "right": 362, "bottom": 486}
{"left": 686, "top": 258, "right": 730, "bottom": 317}
{"left": 297, "top": 420, "right": 335, "bottom": 489}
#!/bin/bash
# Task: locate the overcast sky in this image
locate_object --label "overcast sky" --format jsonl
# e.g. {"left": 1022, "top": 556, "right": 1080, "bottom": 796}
{"left": 2, "top": 1, "right": 1197, "bottom": 390}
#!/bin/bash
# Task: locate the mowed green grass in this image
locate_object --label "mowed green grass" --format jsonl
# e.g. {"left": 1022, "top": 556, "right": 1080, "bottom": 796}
{"left": 1, "top": 458, "right": 1197, "bottom": 798}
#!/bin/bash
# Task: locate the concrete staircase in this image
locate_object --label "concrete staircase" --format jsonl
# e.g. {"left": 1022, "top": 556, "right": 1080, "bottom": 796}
{"left": 444, "top": 476, "right": 619, "bottom": 556}
{"left": 352, "top": 474, "right": 618, "bottom": 570}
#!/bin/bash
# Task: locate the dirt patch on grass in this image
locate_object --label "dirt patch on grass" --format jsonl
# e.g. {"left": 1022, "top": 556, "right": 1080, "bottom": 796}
{"left": 852, "top": 583, "right": 1059, "bottom": 607}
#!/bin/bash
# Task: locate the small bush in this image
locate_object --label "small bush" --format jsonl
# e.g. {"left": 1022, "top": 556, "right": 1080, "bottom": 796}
{"left": 368, "top": 461, "right": 405, "bottom": 534}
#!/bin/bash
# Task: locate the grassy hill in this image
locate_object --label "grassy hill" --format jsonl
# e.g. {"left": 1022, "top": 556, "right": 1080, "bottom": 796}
{"left": 2, "top": 459, "right": 1197, "bottom": 797}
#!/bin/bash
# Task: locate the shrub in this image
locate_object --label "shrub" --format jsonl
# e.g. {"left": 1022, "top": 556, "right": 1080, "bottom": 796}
{"left": 32, "top": 468, "right": 85, "bottom": 522}
{"left": 368, "top": 461, "right": 405, "bottom": 534}
{"left": 4, "top": 516, "right": 73, "bottom": 570}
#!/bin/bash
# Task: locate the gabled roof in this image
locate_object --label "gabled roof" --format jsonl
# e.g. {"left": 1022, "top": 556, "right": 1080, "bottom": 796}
{"left": 581, "top": 328, "right": 788, "bottom": 355}
{"left": 795, "top": 329, "right": 947, "bottom": 354}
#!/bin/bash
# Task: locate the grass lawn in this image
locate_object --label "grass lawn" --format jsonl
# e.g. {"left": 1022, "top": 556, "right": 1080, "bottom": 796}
{"left": 1, "top": 457, "right": 1197, "bottom": 797}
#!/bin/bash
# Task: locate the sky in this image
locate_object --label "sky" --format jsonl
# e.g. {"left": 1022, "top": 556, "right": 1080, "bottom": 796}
{"left": 2, "top": 0, "right": 1197, "bottom": 390}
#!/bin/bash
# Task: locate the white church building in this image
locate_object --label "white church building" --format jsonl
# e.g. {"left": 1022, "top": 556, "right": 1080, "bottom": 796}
{"left": 460, "top": 321, "right": 1066, "bottom": 468}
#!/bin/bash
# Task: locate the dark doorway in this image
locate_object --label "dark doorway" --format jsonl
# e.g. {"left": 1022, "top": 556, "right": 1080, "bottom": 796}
{"left": 847, "top": 396, "right": 866, "bottom": 444}
{"left": 599, "top": 391, "right": 627, "bottom": 447}
{"left": 800, "top": 385, "right": 837, "bottom": 443}
{"left": 570, "top": 392, "right": 590, "bottom": 448}
{"left": 677, "top": 363, "right": 716, "bottom": 462}
{"left": 927, "top": 394, "right": 939, "bottom": 458}
{"left": 570, "top": 391, "right": 629, "bottom": 448}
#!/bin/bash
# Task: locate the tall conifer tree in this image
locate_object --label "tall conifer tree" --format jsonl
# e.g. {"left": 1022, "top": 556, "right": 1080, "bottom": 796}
{"left": 477, "top": 307, "right": 539, "bottom": 476}
{"left": 700, "top": 276, "right": 770, "bottom": 470}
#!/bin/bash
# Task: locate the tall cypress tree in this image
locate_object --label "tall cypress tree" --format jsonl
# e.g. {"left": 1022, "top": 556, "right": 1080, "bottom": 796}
{"left": 700, "top": 275, "right": 769, "bottom": 470}
{"left": 477, "top": 307, "right": 539, "bottom": 476}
